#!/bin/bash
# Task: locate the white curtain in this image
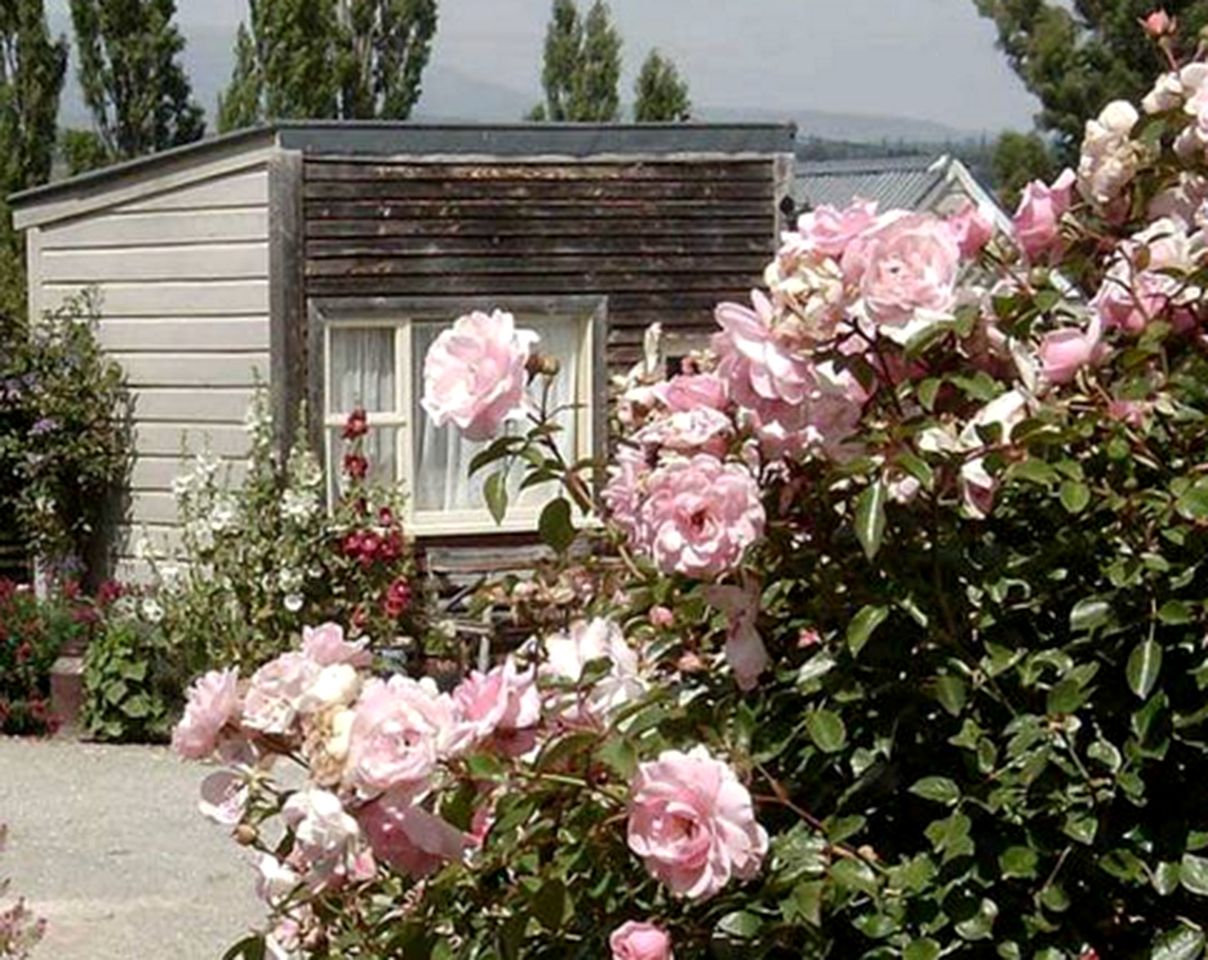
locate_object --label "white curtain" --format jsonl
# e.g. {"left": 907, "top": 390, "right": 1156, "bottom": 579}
{"left": 412, "top": 316, "right": 583, "bottom": 513}
{"left": 329, "top": 328, "right": 397, "bottom": 490}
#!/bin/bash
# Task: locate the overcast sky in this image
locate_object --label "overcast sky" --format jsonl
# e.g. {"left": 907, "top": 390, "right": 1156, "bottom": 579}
{"left": 45, "top": 0, "right": 1040, "bottom": 135}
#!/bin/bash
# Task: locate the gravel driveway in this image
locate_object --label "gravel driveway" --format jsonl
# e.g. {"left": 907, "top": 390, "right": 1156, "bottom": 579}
{"left": 0, "top": 737, "right": 262, "bottom": 960}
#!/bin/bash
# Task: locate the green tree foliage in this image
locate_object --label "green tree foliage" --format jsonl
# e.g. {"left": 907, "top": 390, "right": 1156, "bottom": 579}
{"left": 975, "top": 0, "right": 1208, "bottom": 161}
{"left": 530, "top": 0, "right": 621, "bottom": 122}
{"left": 216, "top": 0, "right": 437, "bottom": 133}
{"left": 992, "top": 129, "right": 1058, "bottom": 208}
{"left": 633, "top": 49, "right": 691, "bottom": 122}
{"left": 68, "top": 0, "right": 205, "bottom": 168}
{"left": 0, "top": 2, "right": 67, "bottom": 320}
{"left": 0, "top": 1, "right": 67, "bottom": 196}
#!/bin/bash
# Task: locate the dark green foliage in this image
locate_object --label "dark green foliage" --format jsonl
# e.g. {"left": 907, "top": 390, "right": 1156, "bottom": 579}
{"left": 975, "top": 0, "right": 1208, "bottom": 161}
{"left": 59, "top": 126, "right": 110, "bottom": 177}
{"left": 0, "top": 293, "right": 130, "bottom": 580}
{"left": 530, "top": 0, "right": 621, "bottom": 122}
{"left": 633, "top": 49, "right": 691, "bottom": 122}
{"left": 0, "top": 1, "right": 67, "bottom": 196}
{"left": 68, "top": 0, "right": 205, "bottom": 164}
{"left": 216, "top": 0, "right": 437, "bottom": 132}
{"left": 992, "top": 129, "right": 1058, "bottom": 207}
{"left": 81, "top": 617, "right": 181, "bottom": 743}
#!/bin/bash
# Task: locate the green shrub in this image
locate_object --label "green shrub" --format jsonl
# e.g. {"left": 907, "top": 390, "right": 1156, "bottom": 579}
{"left": 80, "top": 616, "right": 181, "bottom": 743}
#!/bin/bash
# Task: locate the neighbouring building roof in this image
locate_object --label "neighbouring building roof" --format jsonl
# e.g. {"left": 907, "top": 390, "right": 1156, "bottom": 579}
{"left": 794, "top": 154, "right": 1011, "bottom": 230}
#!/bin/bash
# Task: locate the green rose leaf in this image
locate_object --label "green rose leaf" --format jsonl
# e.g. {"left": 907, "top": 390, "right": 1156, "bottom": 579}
{"left": 847, "top": 604, "right": 889, "bottom": 657}
{"left": 537, "top": 496, "right": 575, "bottom": 553}
{"left": 908, "top": 776, "right": 961, "bottom": 806}
{"left": 1180, "top": 854, "right": 1208, "bottom": 897}
{"left": 1127, "top": 639, "right": 1163, "bottom": 700}
{"left": 484, "top": 471, "right": 509, "bottom": 525}
{"left": 806, "top": 708, "right": 847, "bottom": 753}
{"left": 1152, "top": 924, "right": 1207, "bottom": 960}
{"left": 855, "top": 479, "right": 888, "bottom": 561}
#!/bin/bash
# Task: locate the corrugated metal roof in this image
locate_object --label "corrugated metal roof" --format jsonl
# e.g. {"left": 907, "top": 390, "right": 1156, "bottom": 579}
{"left": 795, "top": 155, "right": 946, "bottom": 211}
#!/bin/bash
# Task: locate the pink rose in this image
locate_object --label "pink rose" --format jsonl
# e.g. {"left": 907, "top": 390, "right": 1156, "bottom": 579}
{"left": 603, "top": 445, "right": 651, "bottom": 543}
{"left": 420, "top": 309, "right": 539, "bottom": 441}
{"left": 948, "top": 201, "right": 995, "bottom": 258}
{"left": 652, "top": 373, "right": 728, "bottom": 413}
{"left": 1013, "top": 169, "right": 1076, "bottom": 260}
{"left": 959, "top": 457, "right": 999, "bottom": 520}
{"left": 704, "top": 581, "right": 770, "bottom": 692}
{"left": 345, "top": 676, "right": 459, "bottom": 799}
{"left": 198, "top": 771, "right": 248, "bottom": 826}
{"left": 301, "top": 623, "right": 371, "bottom": 668}
{"left": 634, "top": 407, "right": 734, "bottom": 458}
{"left": 242, "top": 653, "right": 320, "bottom": 737}
{"left": 453, "top": 656, "right": 540, "bottom": 748}
{"left": 542, "top": 617, "right": 646, "bottom": 725}
{"left": 713, "top": 291, "right": 813, "bottom": 412}
{"left": 649, "top": 606, "right": 675, "bottom": 628}
{"left": 1038, "top": 320, "right": 1105, "bottom": 385}
{"left": 794, "top": 199, "right": 879, "bottom": 258}
{"left": 356, "top": 793, "right": 468, "bottom": 879}
{"left": 1142, "top": 9, "right": 1175, "bottom": 38}
{"left": 172, "top": 668, "right": 240, "bottom": 759}
{"left": 610, "top": 921, "right": 674, "bottom": 960}
{"left": 627, "top": 746, "right": 768, "bottom": 900}
{"left": 281, "top": 787, "right": 364, "bottom": 889}
{"left": 635, "top": 455, "right": 765, "bottom": 580}
{"left": 1108, "top": 398, "right": 1151, "bottom": 426}
{"left": 843, "top": 213, "right": 962, "bottom": 327}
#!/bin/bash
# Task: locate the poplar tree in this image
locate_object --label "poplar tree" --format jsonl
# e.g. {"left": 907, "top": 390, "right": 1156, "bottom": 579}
{"left": 530, "top": 0, "right": 621, "bottom": 122}
{"left": 69, "top": 0, "right": 205, "bottom": 165}
{"left": 216, "top": 0, "right": 437, "bottom": 132}
{"left": 0, "top": 1, "right": 67, "bottom": 195}
{"left": 633, "top": 49, "right": 691, "bottom": 122}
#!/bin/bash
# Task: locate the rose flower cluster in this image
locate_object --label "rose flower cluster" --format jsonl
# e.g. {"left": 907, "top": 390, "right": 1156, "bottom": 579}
{"left": 175, "top": 616, "right": 766, "bottom": 957}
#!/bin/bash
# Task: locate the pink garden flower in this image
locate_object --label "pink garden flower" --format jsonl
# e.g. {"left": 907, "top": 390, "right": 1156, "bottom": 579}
{"left": 713, "top": 291, "right": 814, "bottom": 412}
{"left": 627, "top": 746, "right": 768, "bottom": 900}
{"left": 452, "top": 656, "right": 541, "bottom": 749}
{"left": 420, "top": 309, "right": 539, "bottom": 441}
{"left": 242, "top": 653, "right": 321, "bottom": 737}
{"left": 1092, "top": 217, "right": 1203, "bottom": 334}
{"left": 610, "top": 921, "right": 674, "bottom": 960}
{"left": 356, "top": 793, "right": 468, "bottom": 879}
{"left": 198, "top": 770, "right": 248, "bottom": 827}
{"left": 793, "top": 199, "right": 880, "bottom": 258}
{"left": 842, "top": 212, "right": 961, "bottom": 324}
{"left": 301, "top": 623, "right": 371, "bottom": 668}
{"left": 652, "top": 373, "right": 728, "bottom": 413}
{"left": 345, "top": 676, "right": 459, "bottom": 799}
{"left": 172, "top": 668, "right": 240, "bottom": 759}
{"left": 704, "top": 580, "right": 770, "bottom": 692}
{"left": 542, "top": 617, "right": 646, "bottom": 725}
{"left": 948, "top": 201, "right": 995, "bottom": 258}
{"left": 635, "top": 455, "right": 765, "bottom": 580}
{"left": 281, "top": 787, "right": 364, "bottom": 889}
{"left": 1038, "top": 320, "right": 1106, "bottom": 385}
{"left": 602, "top": 444, "right": 651, "bottom": 543}
{"left": 1013, "top": 169, "right": 1076, "bottom": 260}
{"left": 634, "top": 407, "right": 734, "bottom": 458}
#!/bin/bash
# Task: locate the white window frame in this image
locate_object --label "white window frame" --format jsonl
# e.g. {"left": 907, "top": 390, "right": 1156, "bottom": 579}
{"left": 314, "top": 296, "right": 607, "bottom": 539}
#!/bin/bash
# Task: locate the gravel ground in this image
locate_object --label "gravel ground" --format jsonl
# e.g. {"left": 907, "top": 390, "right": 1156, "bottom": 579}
{"left": 0, "top": 737, "right": 263, "bottom": 960}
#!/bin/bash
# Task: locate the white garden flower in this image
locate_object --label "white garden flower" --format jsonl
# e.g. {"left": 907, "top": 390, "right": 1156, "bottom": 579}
{"left": 284, "top": 594, "right": 304, "bottom": 613}
{"left": 141, "top": 598, "right": 165, "bottom": 624}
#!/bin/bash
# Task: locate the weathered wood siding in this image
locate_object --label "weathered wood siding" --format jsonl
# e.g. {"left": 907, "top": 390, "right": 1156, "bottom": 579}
{"left": 301, "top": 158, "right": 780, "bottom": 369}
{"left": 28, "top": 163, "right": 272, "bottom": 579}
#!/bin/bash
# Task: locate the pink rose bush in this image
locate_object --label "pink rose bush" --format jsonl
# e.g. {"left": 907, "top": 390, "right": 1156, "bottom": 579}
{"left": 183, "top": 30, "right": 1208, "bottom": 959}
{"left": 421, "top": 309, "right": 539, "bottom": 441}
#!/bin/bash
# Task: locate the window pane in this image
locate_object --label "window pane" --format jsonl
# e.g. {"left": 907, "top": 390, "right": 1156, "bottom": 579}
{"left": 410, "top": 315, "right": 584, "bottom": 514}
{"left": 329, "top": 427, "right": 397, "bottom": 499}
{"left": 330, "top": 328, "right": 395, "bottom": 414}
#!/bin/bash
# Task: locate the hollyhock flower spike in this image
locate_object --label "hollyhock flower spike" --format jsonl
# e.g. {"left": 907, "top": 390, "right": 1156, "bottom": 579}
{"left": 627, "top": 746, "right": 768, "bottom": 900}
{"left": 421, "top": 309, "right": 539, "bottom": 441}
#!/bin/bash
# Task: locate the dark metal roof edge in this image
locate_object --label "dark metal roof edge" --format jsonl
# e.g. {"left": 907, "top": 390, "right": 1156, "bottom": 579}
{"left": 795, "top": 155, "right": 938, "bottom": 177}
{"left": 10, "top": 122, "right": 797, "bottom": 210}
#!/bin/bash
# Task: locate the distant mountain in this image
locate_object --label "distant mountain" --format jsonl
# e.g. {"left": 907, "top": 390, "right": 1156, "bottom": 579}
{"left": 51, "top": 19, "right": 992, "bottom": 148}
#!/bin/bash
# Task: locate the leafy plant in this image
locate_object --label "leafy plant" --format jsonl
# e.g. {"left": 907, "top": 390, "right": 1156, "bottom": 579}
{"left": 80, "top": 615, "right": 179, "bottom": 743}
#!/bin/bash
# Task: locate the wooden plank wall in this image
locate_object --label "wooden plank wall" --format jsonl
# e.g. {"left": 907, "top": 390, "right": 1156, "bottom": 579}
{"left": 32, "top": 165, "right": 272, "bottom": 580}
{"left": 301, "top": 158, "right": 778, "bottom": 369}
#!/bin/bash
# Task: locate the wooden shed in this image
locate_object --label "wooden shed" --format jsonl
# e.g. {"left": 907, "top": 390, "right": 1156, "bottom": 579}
{"left": 9, "top": 123, "right": 795, "bottom": 579}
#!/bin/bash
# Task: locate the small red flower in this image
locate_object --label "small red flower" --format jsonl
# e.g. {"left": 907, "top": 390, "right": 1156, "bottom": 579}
{"left": 15, "top": 641, "right": 33, "bottom": 665}
{"left": 343, "top": 453, "right": 369, "bottom": 481}
{"left": 358, "top": 532, "right": 382, "bottom": 567}
{"left": 342, "top": 531, "right": 364, "bottom": 558}
{"left": 343, "top": 408, "right": 369, "bottom": 439}
{"left": 382, "top": 578, "right": 412, "bottom": 619}
{"left": 378, "top": 506, "right": 395, "bottom": 527}
{"left": 379, "top": 530, "right": 403, "bottom": 564}
{"left": 96, "top": 580, "right": 125, "bottom": 607}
